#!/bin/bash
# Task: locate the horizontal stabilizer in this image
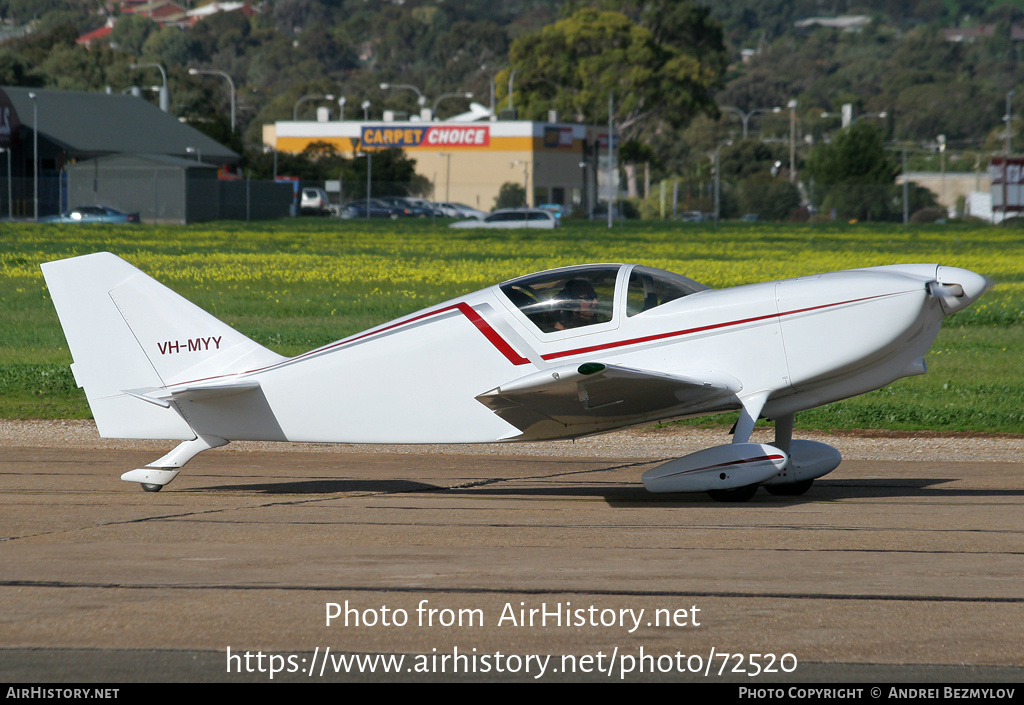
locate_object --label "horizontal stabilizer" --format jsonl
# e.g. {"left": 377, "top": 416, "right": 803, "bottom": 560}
{"left": 125, "top": 380, "right": 263, "bottom": 407}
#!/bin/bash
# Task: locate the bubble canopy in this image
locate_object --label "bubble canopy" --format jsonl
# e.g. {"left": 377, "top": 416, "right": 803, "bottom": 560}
{"left": 499, "top": 264, "right": 709, "bottom": 333}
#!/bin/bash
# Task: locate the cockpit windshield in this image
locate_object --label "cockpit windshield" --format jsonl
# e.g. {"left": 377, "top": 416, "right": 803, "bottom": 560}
{"left": 625, "top": 266, "right": 709, "bottom": 316}
{"left": 500, "top": 264, "right": 709, "bottom": 333}
{"left": 500, "top": 265, "right": 619, "bottom": 333}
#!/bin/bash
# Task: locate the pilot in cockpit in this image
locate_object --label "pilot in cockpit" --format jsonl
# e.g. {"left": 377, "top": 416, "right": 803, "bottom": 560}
{"left": 553, "top": 278, "right": 602, "bottom": 330}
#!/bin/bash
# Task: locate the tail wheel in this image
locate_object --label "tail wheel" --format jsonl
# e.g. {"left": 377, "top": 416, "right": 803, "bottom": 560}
{"left": 141, "top": 483, "right": 163, "bottom": 492}
{"left": 707, "top": 484, "right": 759, "bottom": 502}
{"left": 765, "top": 479, "right": 814, "bottom": 496}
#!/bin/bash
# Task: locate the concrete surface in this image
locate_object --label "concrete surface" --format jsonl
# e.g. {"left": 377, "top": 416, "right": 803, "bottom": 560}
{"left": 2, "top": 433, "right": 1022, "bottom": 683}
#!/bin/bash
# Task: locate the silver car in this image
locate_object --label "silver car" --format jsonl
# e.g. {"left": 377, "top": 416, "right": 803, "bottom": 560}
{"left": 449, "top": 208, "right": 560, "bottom": 229}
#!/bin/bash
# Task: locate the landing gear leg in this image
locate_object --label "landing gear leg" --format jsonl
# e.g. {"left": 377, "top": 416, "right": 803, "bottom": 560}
{"left": 121, "top": 434, "right": 228, "bottom": 492}
{"left": 764, "top": 413, "right": 815, "bottom": 496}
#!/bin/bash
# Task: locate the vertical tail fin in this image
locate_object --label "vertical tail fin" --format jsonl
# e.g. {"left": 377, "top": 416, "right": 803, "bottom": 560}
{"left": 41, "top": 252, "right": 286, "bottom": 439}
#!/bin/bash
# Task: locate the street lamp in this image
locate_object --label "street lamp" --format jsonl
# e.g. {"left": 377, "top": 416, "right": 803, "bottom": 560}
{"left": 189, "top": 68, "right": 236, "bottom": 132}
{"left": 380, "top": 82, "right": 426, "bottom": 106}
{"left": 361, "top": 100, "right": 371, "bottom": 121}
{"left": 432, "top": 92, "right": 473, "bottom": 119}
{"left": 723, "top": 105, "right": 780, "bottom": 139}
{"left": 714, "top": 139, "right": 732, "bottom": 225}
{"left": 338, "top": 96, "right": 347, "bottom": 121}
{"left": 28, "top": 91, "right": 37, "bottom": 220}
{"left": 186, "top": 146, "right": 201, "bottom": 163}
{"left": 380, "top": 82, "right": 427, "bottom": 118}
{"left": 131, "top": 62, "right": 169, "bottom": 112}
{"left": 293, "top": 93, "right": 335, "bottom": 121}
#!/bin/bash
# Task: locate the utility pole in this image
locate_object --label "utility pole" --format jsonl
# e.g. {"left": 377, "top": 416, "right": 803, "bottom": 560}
{"left": 902, "top": 147, "right": 909, "bottom": 225}
{"left": 608, "top": 92, "right": 614, "bottom": 229}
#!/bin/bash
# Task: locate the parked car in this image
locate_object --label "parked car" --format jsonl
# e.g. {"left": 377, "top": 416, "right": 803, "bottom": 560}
{"left": 300, "top": 187, "right": 330, "bottom": 215}
{"left": 341, "top": 200, "right": 401, "bottom": 219}
{"left": 449, "top": 208, "right": 560, "bottom": 229}
{"left": 376, "top": 197, "right": 436, "bottom": 217}
{"left": 404, "top": 198, "right": 446, "bottom": 216}
{"left": 41, "top": 205, "right": 140, "bottom": 224}
{"left": 436, "top": 201, "right": 487, "bottom": 219}
{"left": 678, "top": 210, "right": 704, "bottom": 222}
{"left": 537, "top": 203, "right": 564, "bottom": 219}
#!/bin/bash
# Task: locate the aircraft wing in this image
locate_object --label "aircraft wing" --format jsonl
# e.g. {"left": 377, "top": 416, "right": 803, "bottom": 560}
{"left": 475, "top": 362, "right": 740, "bottom": 434}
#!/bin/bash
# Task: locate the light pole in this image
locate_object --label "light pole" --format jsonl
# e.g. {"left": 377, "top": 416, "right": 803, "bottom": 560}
{"left": 723, "top": 106, "right": 780, "bottom": 139}
{"left": 432, "top": 92, "right": 473, "bottom": 120}
{"left": 186, "top": 146, "right": 201, "bottom": 163}
{"left": 189, "top": 68, "right": 236, "bottom": 132}
{"left": 1005, "top": 91, "right": 1014, "bottom": 157}
{"left": 338, "top": 96, "right": 346, "bottom": 121}
{"left": 714, "top": 139, "right": 732, "bottom": 226}
{"left": 131, "top": 62, "right": 169, "bottom": 112}
{"left": 510, "top": 159, "right": 528, "bottom": 205}
{"left": 365, "top": 152, "right": 372, "bottom": 218}
{"left": 1005, "top": 91, "right": 1014, "bottom": 222}
{"left": 293, "top": 93, "right": 335, "bottom": 121}
{"left": 938, "top": 134, "right": 947, "bottom": 207}
{"left": 361, "top": 100, "right": 371, "bottom": 121}
{"left": 28, "top": 91, "right": 37, "bottom": 220}
{"left": 439, "top": 152, "right": 452, "bottom": 201}
{"left": 263, "top": 145, "right": 278, "bottom": 180}
{"left": 788, "top": 99, "right": 798, "bottom": 183}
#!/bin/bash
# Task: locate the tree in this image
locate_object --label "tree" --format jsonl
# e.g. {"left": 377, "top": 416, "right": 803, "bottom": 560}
{"left": 619, "top": 139, "right": 656, "bottom": 197}
{"left": 807, "top": 121, "right": 896, "bottom": 221}
{"left": 110, "top": 14, "right": 158, "bottom": 56}
{"left": 499, "top": 8, "right": 723, "bottom": 142}
{"left": 736, "top": 172, "right": 801, "bottom": 221}
{"left": 495, "top": 182, "right": 527, "bottom": 209}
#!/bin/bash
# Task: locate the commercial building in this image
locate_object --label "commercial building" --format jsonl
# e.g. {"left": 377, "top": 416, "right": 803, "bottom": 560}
{"left": 0, "top": 85, "right": 275, "bottom": 222}
{"left": 264, "top": 116, "right": 611, "bottom": 214}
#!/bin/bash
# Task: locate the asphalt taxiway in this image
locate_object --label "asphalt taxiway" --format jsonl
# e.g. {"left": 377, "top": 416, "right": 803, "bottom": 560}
{"left": 2, "top": 427, "right": 1022, "bottom": 683}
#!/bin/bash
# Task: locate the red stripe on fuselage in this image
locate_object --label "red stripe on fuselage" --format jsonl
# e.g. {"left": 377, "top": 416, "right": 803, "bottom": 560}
{"left": 540, "top": 294, "right": 888, "bottom": 361}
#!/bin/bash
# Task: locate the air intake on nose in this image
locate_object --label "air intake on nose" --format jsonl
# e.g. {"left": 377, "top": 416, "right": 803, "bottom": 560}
{"left": 927, "top": 281, "right": 964, "bottom": 298}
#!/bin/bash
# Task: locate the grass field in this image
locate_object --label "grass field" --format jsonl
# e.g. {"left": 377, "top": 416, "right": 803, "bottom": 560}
{"left": 2, "top": 218, "right": 1022, "bottom": 432}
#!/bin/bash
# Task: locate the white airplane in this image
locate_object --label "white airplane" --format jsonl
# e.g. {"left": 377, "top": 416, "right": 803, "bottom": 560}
{"left": 41, "top": 253, "right": 990, "bottom": 501}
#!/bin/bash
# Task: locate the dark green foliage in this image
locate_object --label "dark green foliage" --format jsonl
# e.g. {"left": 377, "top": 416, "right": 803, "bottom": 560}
{"left": 808, "top": 122, "right": 896, "bottom": 221}
{"left": 735, "top": 172, "right": 801, "bottom": 221}
{"left": 495, "top": 182, "right": 527, "bottom": 208}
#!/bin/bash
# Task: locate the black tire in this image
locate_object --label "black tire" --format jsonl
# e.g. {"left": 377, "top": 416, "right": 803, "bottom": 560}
{"left": 707, "top": 484, "right": 759, "bottom": 502}
{"left": 141, "top": 483, "right": 163, "bottom": 493}
{"left": 764, "top": 479, "right": 814, "bottom": 496}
